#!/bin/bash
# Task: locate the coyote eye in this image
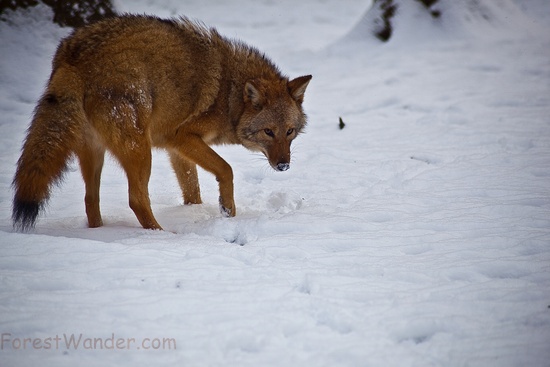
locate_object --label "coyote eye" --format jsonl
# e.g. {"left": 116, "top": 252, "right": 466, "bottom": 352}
{"left": 286, "top": 128, "right": 294, "bottom": 136}
{"left": 264, "top": 129, "right": 274, "bottom": 137}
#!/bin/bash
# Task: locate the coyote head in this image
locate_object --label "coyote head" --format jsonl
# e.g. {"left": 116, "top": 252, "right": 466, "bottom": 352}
{"left": 237, "top": 75, "right": 312, "bottom": 171}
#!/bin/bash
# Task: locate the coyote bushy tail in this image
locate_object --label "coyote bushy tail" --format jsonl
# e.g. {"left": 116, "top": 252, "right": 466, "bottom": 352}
{"left": 12, "top": 67, "right": 84, "bottom": 231}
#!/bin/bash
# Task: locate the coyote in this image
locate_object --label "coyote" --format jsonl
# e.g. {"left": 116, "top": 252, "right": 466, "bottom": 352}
{"left": 12, "top": 15, "right": 311, "bottom": 231}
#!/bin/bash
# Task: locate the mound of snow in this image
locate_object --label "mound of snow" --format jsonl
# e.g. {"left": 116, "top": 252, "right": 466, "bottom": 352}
{"left": 341, "top": 0, "right": 547, "bottom": 45}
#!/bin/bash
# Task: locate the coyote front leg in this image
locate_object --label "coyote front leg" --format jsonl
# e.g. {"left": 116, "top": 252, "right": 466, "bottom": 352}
{"left": 172, "top": 134, "right": 235, "bottom": 217}
{"left": 169, "top": 151, "right": 202, "bottom": 205}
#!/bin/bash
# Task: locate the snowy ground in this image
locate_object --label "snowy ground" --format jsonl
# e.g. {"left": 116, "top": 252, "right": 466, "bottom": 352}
{"left": 1, "top": 0, "right": 550, "bottom": 366}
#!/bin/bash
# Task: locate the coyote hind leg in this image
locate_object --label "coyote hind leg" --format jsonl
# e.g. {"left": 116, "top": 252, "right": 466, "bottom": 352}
{"left": 169, "top": 151, "right": 202, "bottom": 205}
{"left": 108, "top": 142, "right": 162, "bottom": 230}
{"left": 122, "top": 150, "right": 162, "bottom": 230}
{"left": 77, "top": 138, "right": 106, "bottom": 228}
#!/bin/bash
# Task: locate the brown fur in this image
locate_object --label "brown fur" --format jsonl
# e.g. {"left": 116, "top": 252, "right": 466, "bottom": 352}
{"left": 12, "top": 14, "right": 312, "bottom": 231}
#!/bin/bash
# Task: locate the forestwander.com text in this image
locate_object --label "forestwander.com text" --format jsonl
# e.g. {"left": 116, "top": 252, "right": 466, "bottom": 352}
{"left": 1, "top": 333, "right": 176, "bottom": 351}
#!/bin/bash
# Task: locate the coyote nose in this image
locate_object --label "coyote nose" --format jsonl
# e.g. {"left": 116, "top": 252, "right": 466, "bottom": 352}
{"left": 276, "top": 163, "right": 290, "bottom": 171}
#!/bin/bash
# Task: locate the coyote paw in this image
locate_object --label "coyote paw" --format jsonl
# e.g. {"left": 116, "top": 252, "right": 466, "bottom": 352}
{"left": 219, "top": 197, "right": 236, "bottom": 217}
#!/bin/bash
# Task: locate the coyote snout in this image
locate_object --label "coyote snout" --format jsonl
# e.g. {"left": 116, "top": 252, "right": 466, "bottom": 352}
{"left": 265, "top": 137, "right": 292, "bottom": 172}
{"left": 12, "top": 15, "right": 311, "bottom": 232}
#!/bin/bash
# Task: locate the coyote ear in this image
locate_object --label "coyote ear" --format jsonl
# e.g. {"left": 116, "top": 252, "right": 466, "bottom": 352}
{"left": 288, "top": 75, "right": 312, "bottom": 103}
{"left": 244, "top": 81, "right": 264, "bottom": 109}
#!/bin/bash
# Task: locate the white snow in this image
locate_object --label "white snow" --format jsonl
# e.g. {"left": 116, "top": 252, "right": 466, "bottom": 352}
{"left": 1, "top": 0, "right": 550, "bottom": 366}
